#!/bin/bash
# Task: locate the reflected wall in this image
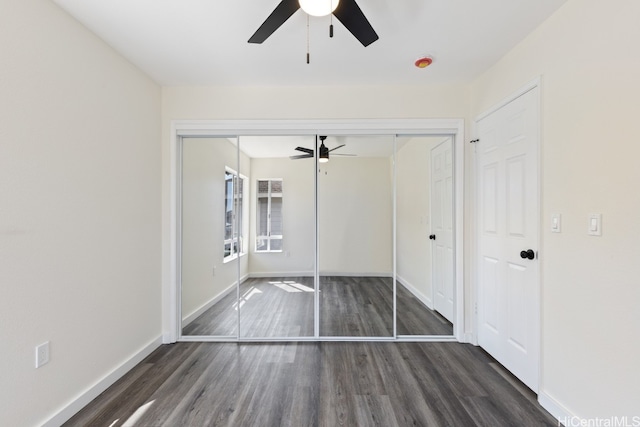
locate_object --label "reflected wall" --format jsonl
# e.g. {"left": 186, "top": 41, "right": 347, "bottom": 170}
{"left": 318, "top": 136, "right": 395, "bottom": 337}
{"left": 181, "top": 137, "right": 249, "bottom": 336}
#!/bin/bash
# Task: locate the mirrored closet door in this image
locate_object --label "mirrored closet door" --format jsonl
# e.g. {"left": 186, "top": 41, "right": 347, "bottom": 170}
{"left": 178, "top": 131, "right": 457, "bottom": 340}
{"left": 396, "top": 136, "right": 455, "bottom": 336}
{"left": 180, "top": 137, "right": 243, "bottom": 337}
{"left": 317, "top": 135, "right": 395, "bottom": 337}
{"left": 238, "top": 136, "right": 316, "bottom": 338}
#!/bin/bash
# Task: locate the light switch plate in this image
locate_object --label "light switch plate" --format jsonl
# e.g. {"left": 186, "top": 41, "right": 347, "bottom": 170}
{"left": 551, "top": 213, "right": 561, "bottom": 233}
{"left": 588, "top": 213, "right": 602, "bottom": 236}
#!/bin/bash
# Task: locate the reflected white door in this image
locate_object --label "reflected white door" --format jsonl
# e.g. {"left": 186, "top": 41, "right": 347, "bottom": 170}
{"left": 431, "top": 138, "right": 454, "bottom": 323}
{"left": 476, "top": 86, "right": 540, "bottom": 391}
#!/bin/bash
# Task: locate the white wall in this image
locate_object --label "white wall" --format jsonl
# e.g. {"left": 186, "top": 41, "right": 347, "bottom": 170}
{"left": 181, "top": 138, "right": 250, "bottom": 323}
{"left": 0, "top": 0, "right": 161, "bottom": 426}
{"left": 162, "top": 84, "right": 470, "bottom": 121}
{"left": 248, "top": 157, "right": 315, "bottom": 276}
{"left": 469, "top": 0, "right": 640, "bottom": 418}
{"left": 318, "top": 156, "right": 393, "bottom": 275}
{"left": 248, "top": 154, "right": 395, "bottom": 277}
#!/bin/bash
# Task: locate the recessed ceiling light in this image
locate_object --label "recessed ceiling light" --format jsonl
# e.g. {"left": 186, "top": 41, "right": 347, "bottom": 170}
{"left": 415, "top": 56, "right": 433, "bottom": 69}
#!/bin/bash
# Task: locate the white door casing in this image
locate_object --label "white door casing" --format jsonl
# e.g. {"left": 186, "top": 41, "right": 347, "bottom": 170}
{"left": 431, "top": 138, "right": 454, "bottom": 323}
{"left": 476, "top": 85, "right": 540, "bottom": 391}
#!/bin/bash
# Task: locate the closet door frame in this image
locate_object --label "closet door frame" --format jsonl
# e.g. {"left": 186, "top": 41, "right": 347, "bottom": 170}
{"left": 165, "top": 119, "right": 466, "bottom": 343}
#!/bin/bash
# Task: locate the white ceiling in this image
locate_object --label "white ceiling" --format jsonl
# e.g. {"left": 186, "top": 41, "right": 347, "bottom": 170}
{"left": 51, "top": 0, "right": 567, "bottom": 87}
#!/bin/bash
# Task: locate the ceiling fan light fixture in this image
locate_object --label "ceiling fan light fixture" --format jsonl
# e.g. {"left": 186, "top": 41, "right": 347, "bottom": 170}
{"left": 299, "top": 0, "right": 340, "bottom": 17}
{"left": 319, "top": 141, "right": 330, "bottom": 162}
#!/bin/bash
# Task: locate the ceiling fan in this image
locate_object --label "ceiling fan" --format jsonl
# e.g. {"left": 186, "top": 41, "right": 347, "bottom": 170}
{"left": 290, "top": 136, "right": 356, "bottom": 162}
{"left": 248, "top": 0, "right": 378, "bottom": 47}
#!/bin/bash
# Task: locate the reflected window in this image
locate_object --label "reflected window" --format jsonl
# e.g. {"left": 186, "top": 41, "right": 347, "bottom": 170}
{"left": 256, "top": 179, "right": 283, "bottom": 252}
{"left": 224, "top": 167, "right": 246, "bottom": 262}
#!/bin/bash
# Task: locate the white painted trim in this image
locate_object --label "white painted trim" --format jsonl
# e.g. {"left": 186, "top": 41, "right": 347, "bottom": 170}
{"left": 475, "top": 77, "right": 542, "bottom": 122}
{"left": 468, "top": 118, "right": 480, "bottom": 347}
{"left": 179, "top": 335, "right": 459, "bottom": 343}
{"left": 314, "top": 135, "right": 320, "bottom": 338}
{"left": 318, "top": 271, "right": 394, "bottom": 277}
{"left": 396, "top": 274, "right": 434, "bottom": 309}
{"left": 164, "top": 129, "right": 180, "bottom": 344}
{"left": 396, "top": 336, "right": 458, "bottom": 342}
{"left": 40, "top": 337, "right": 162, "bottom": 427}
{"left": 461, "top": 332, "right": 476, "bottom": 344}
{"left": 247, "top": 272, "right": 395, "bottom": 278}
{"left": 164, "top": 118, "right": 465, "bottom": 342}
{"left": 453, "top": 123, "right": 465, "bottom": 342}
{"left": 392, "top": 135, "right": 398, "bottom": 338}
{"left": 538, "top": 391, "right": 574, "bottom": 423}
{"left": 173, "top": 118, "right": 465, "bottom": 136}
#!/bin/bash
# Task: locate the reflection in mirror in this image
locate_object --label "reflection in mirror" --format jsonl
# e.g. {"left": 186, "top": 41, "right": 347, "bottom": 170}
{"left": 239, "top": 135, "right": 316, "bottom": 338}
{"left": 318, "top": 135, "right": 395, "bottom": 337}
{"left": 181, "top": 136, "right": 317, "bottom": 338}
{"left": 396, "top": 136, "right": 454, "bottom": 335}
{"left": 181, "top": 137, "right": 246, "bottom": 337}
{"left": 180, "top": 133, "right": 456, "bottom": 339}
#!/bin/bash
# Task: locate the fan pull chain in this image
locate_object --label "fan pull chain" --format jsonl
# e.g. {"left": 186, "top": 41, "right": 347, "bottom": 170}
{"left": 330, "top": 0, "right": 334, "bottom": 38}
{"left": 306, "top": 14, "right": 310, "bottom": 64}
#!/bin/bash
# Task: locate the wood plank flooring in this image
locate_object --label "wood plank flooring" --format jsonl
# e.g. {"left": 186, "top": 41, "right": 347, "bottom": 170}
{"left": 183, "top": 276, "right": 453, "bottom": 337}
{"left": 64, "top": 342, "right": 556, "bottom": 426}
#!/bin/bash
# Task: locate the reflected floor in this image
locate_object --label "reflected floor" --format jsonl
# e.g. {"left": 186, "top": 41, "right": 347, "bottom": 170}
{"left": 182, "top": 276, "right": 453, "bottom": 337}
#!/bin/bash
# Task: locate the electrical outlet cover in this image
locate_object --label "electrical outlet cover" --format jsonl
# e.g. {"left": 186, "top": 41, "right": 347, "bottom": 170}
{"left": 35, "top": 341, "right": 50, "bottom": 368}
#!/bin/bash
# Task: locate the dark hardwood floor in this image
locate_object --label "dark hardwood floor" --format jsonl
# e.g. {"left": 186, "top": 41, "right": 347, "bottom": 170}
{"left": 183, "top": 276, "right": 453, "bottom": 337}
{"left": 64, "top": 341, "right": 556, "bottom": 426}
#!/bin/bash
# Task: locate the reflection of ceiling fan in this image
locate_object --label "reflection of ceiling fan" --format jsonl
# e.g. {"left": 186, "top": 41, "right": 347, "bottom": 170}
{"left": 290, "top": 136, "right": 356, "bottom": 162}
{"left": 248, "top": 0, "right": 378, "bottom": 47}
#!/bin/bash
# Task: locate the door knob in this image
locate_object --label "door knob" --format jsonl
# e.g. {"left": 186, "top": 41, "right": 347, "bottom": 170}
{"left": 520, "top": 249, "right": 535, "bottom": 260}
{"left": 429, "top": 234, "right": 436, "bottom": 240}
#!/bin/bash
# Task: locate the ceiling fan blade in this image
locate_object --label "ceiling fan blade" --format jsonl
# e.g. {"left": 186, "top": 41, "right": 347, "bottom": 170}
{"left": 333, "top": 0, "right": 379, "bottom": 47}
{"left": 332, "top": 153, "right": 357, "bottom": 156}
{"left": 290, "top": 154, "right": 313, "bottom": 160}
{"left": 328, "top": 144, "right": 346, "bottom": 152}
{"left": 294, "top": 146, "right": 314, "bottom": 154}
{"left": 248, "top": 0, "right": 300, "bottom": 44}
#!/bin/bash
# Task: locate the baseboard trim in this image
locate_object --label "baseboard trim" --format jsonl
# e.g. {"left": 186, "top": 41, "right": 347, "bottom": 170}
{"left": 460, "top": 332, "right": 476, "bottom": 345}
{"left": 538, "top": 390, "right": 573, "bottom": 424}
{"left": 248, "top": 272, "right": 394, "bottom": 278}
{"left": 41, "top": 336, "right": 162, "bottom": 427}
{"left": 320, "top": 272, "right": 394, "bottom": 278}
{"left": 396, "top": 274, "right": 433, "bottom": 309}
{"left": 248, "top": 271, "right": 313, "bottom": 278}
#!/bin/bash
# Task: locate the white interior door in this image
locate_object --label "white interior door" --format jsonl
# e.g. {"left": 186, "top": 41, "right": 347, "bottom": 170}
{"left": 476, "top": 86, "right": 540, "bottom": 391}
{"left": 431, "top": 138, "right": 454, "bottom": 323}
